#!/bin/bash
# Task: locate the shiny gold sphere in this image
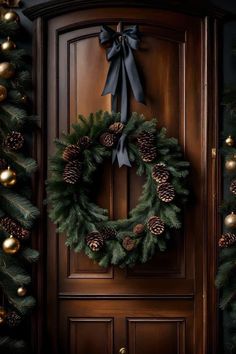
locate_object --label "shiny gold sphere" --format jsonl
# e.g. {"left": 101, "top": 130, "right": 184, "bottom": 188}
{"left": 3, "top": 11, "right": 20, "bottom": 23}
{"left": 17, "top": 286, "right": 27, "bottom": 297}
{"left": 0, "top": 85, "right": 7, "bottom": 102}
{"left": 225, "top": 135, "right": 235, "bottom": 147}
{"left": 225, "top": 157, "right": 236, "bottom": 172}
{"left": 0, "top": 62, "right": 15, "bottom": 79}
{"left": 224, "top": 212, "right": 236, "bottom": 229}
{"left": 1, "top": 37, "right": 16, "bottom": 51}
{"left": 0, "top": 306, "right": 7, "bottom": 319}
{"left": 2, "top": 235, "right": 20, "bottom": 254}
{"left": 0, "top": 167, "right": 17, "bottom": 187}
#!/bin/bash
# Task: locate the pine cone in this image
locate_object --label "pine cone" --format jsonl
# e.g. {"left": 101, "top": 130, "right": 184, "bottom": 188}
{"left": 78, "top": 136, "right": 92, "bottom": 149}
{"left": 6, "top": 311, "right": 21, "bottom": 327}
{"left": 0, "top": 158, "right": 7, "bottom": 170}
{"left": 147, "top": 216, "right": 165, "bottom": 236}
{"left": 122, "top": 236, "right": 136, "bottom": 251}
{"left": 0, "top": 216, "right": 30, "bottom": 240}
{"left": 86, "top": 231, "right": 104, "bottom": 251}
{"left": 4, "top": 131, "right": 24, "bottom": 151}
{"left": 140, "top": 146, "right": 157, "bottom": 163}
{"left": 63, "top": 160, "right": 82, "bottom": 184}
{"left": 152, "top": 163, "right": 169, "bottom": 183}
{"left": 157, "top": 182, "right": 175, "bottom": 202}
{"left": 219, "top": 232, "right": 236, "bottom": 248}
{"left": 133, "top": 224, "right": 145, "bottom": 235}
{"left": 98, "top": 226, "right": 117, "bottom": 240}
{"left": 137, "top": 131, "right": 155, "bottom": 146}
{"left": 62, "top": 144, "right": 81, "bottom": 161}
{"left": 230, "top": 180, "right": 236, "bottom": 196}
{"left": 109, "top": 122, "right": 124, "bottom": 135}
{"left": 99, "top": 132, "right": 117, "bottom": 148}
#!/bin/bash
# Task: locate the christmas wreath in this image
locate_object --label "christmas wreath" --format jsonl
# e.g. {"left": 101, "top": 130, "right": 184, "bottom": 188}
{"left": 47, "top": 111, "right": 189, "bottom": 267}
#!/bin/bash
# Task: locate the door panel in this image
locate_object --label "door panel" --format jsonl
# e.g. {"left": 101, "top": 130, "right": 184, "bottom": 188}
{"left": 46, "top": 6, "right": 208, "bottom": 354}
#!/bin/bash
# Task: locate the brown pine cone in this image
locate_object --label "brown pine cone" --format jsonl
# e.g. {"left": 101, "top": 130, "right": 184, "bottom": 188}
{"left": 157, "top": 182, "right": 175, "bottom": 202}
{"left": 152, "top": 163, "right": 169, "bottom": 183}
{"left": 6, "top": 311, "right": 21, "bottom": 327}
{"left": 4, "top": 131, "right": 24, "bottom": 151}
{"left": 109, "top": 122, "right": 124, "bottom": 135}
{"left": 86, "top": 231, "right": 104, "bottom": 251}
{"left": 63, "top": 160, "right": 82, "bottom": 184}
{"left": 99, "top": 132, "right": 117, "bottom": 148}
{"left": 230, "top": 180, "right": 236, "bottom": 196}
{"left": 0, "top": 216, "right": 30, "bottom": 240}
{"left": 140, "top": 146, "right": 157, "bottom": 163}
{"left": 98, "top": 226, "right": 117, "bottom": 240}
{"left": 137, "top": 131, "right": 155, "bottom": 147}
{"left": 218, "top": 232, "right": 236, "bottom": 248}
{"left": 0, "top": 158, "right": 7, "bottom": 170}
{"left": 147, "top": 216, "right": 165, "bottom": 236}
{"left": 62, "top": 144, "right": 81, "bottom": 161}
{"left": 122, "top": 236, "right": 136, "bottom": 251}
{"left": 78, "top": 136, "right": 92, "bottom": 149}
{"left": 133, "top": 224, "right": 145, "bottom": 235}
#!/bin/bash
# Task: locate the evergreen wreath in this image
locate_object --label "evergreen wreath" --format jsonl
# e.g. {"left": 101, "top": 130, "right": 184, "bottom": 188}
{"left": 47, "top": 111, "right": 189, "bottom": 267}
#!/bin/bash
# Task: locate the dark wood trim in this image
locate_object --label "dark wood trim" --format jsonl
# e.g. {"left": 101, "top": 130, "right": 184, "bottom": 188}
{"left": 23, "top": 0, "right": 229, "bottom": 21}
{"left": 58, "top": 294, "right": 194, "bottom": 299}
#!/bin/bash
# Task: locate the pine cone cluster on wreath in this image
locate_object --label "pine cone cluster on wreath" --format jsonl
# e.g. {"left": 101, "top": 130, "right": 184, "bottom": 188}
{"left": 137, "top": 131, "right": 157, "bottom": 162}
{"left": 0, "top": 216, "right": 30, "bottom": 240}
{"left": 218, "top": 232, "right": 236, "bottom": 248}
{"left": 3, "top": 131, "right": 24, "bottom": 151}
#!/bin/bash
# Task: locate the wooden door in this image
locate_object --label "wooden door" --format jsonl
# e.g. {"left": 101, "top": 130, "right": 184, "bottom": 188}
{"left": 26, "top": 2, "right": 220, "bottom": 354}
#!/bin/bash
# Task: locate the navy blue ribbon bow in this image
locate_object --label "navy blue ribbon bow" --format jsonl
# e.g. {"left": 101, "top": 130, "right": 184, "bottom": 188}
{"left": 99, "top": 25, "right": 145, "bottom": 167}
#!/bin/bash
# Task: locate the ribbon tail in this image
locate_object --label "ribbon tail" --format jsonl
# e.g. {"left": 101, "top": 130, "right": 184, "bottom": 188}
{"left": 120, "top": 59, "right": 128, "bottom": 123}
{"left": 102, "top": 56, "right": 121, "bottom": 96}
{"left": 112, "top": 133, "right": 131, "bottom": 168}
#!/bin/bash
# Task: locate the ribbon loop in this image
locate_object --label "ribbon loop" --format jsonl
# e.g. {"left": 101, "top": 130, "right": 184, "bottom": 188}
{"left": 99, "top": 24, "right": 145, "bottom": 167}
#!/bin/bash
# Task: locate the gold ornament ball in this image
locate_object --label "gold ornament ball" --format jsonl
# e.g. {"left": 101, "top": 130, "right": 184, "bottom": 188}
{"left": 225, "top": 135, "right": 235, "bottom": 147}
{"left": 3, "top": 11, "right": 20, "bottom": 23}
{"left": 225, "top": 157, "right": 236, "bottom": 172}
{"left": 0, "top": 85, "right": 7, "bottom": 102}
{"left": 0, "top": 306, "right": 6, "bottom": 325}
{"left": 17, "top": 286, "right": 27, "bottom": 297}
{"left": 0, "top": 167, "right": 17, "bottom": 187}
{"left": 1, "top": 37, "right": 16, "bottom": 51}
{"left": 224, "top": 212, "right": 236, "bottom": 229}
{"left": 2, "top": 235, "right": 20, "bottom": 254}
{"left": 0, "top": 62, "right": 15, "bottom": 79}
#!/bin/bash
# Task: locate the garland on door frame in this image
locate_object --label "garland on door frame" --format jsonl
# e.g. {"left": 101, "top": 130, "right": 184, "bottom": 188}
{"left": 47, "top": 111, "right": 189, "bottom": 268}
{"left": 0, "top": 9, "right": 40, "bottom": 353}
{"left": 215, "top": 42, "right": 236, "bottom": 354}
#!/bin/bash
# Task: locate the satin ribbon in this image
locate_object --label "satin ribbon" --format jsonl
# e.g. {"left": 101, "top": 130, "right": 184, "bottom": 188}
{"left": 99, "top": 24, "right": 145, "bottom": 167}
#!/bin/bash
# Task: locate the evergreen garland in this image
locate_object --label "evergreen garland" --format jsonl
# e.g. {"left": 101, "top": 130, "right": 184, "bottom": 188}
{"left": 0, "top": 10, "right": 39, "bottom": 353}
{"left": 47, "top": 111, "right": 189, "bottom": 268}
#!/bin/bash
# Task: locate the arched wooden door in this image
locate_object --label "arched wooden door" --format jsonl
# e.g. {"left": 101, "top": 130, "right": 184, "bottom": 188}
{"left": 25, "top": 1, "right": 220, "bottom": 354}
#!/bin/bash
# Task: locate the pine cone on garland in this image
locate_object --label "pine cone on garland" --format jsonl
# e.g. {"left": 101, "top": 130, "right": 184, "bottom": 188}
{"left": 157, "top": 182, "right": 175, "bottom": 202}
{"left": 230, "top": 180, "right": 236, "bottom": 195}
{"left": 218, "top": 232, "right": 236, "bottom": 248}
{"left": 3, "top": 131, "right": 24, "bottom": 151}
{"left": 0, "top": 216, "right": 30, "bottom": 240}
{"left": 152, "top": 163, "right": 169, "bottom": 183}
{"left": 0, "top": 158, "right": 7, "bottom": 170}
{"left": 78, "top": 136, "right": 92, "bottom": 149}
{"left": 62, "top": 144, "right": 81, "bottom": 161}
{"left": 122, "top": 236, "right": 136, "bottom": 251}
{"left": 6, "top": 311, "right": 21, "bottom": 327}
{"left": 133, "top": 223, "right": 145, "bottom": 235}
{"left": 86, "top": 231, "right": 104, "bottom": 251}
{"left": 147, "top": 216, "right": 165, "bottom": 236}
{"left": 98, "top": 226, "right": 117, "bottom": 240}
{"left": 137, "top": 131, "right": 157, "bottom": 162}
{"left": 99, "top": 132, "right": 117, "bottom": 148}
{"left": 63, "top": 160, "right": 82, "bottom": 184}
{"left": 109, "top": 122, "right": 124, "bottom": 135}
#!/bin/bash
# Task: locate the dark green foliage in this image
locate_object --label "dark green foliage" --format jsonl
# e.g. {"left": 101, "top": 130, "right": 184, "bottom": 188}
{"left": 47, "top": 111, "right": 189, "bottom": 267}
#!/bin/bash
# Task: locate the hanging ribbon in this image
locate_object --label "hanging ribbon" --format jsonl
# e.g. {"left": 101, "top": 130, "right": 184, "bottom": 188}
{"left": 99, "top": 24, "right": 145, "bottom": 167}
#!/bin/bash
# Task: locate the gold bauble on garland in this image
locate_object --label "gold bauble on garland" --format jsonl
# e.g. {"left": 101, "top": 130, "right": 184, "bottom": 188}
{"left": 3, "top": 11, "right": 20, "bottom": 23}
{"left": 0, "top": 166, "right": 17, "bottom": 187}
{"left": 17, "top": 286, "right": 27, "bottom": 297}
{"left": 224, "top": 212, "right": 236, "bottom": 229}
{"left": 0, "top": 85, "right": 7, "bottom": 102}
{"left": 2, "top": 235, "right": 20, "bottom": 254}
{"left": 1, "top": 37, "right": 16, "bottom": 51}
{"left": 0, "top": 62, "right": 15, "bottom": 79}
{"left": 225, "top": 156, "right": 236, "bottom": 172}
{"left": 225, "top": 135, "right": 235, "bottom": 147}
{"left": 0, "top": 306, "right": 7, "bottom": 325}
